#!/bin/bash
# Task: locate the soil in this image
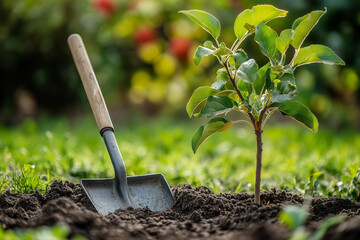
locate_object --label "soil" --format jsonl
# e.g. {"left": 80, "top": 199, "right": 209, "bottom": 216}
{"left": 1, "top": 180, "right": 360, "bottom": 240}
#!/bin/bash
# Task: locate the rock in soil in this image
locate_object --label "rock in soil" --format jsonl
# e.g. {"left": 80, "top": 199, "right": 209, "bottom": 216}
{"left": 0, "top": 180, "right": 359, "bottom": 240}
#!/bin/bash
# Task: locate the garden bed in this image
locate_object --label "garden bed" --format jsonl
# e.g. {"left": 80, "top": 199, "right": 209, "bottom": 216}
{"left": 1, "top": 180, "right": 359, "bottom": 240}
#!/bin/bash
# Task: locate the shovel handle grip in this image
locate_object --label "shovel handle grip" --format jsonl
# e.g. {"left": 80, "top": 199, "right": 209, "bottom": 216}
{"left": 68, "top": 34, "right": 114, "bottom": 133}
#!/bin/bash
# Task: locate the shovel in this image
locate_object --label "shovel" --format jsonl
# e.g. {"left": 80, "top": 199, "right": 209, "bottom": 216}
{"left": 67, "top": 34, "right": 174, "bottom": 215}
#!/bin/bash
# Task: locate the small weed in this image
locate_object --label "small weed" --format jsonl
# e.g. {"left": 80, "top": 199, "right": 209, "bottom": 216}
{"left": 334, "top": 164, "right": 360, "bottom": 200}
{"left": 0, "top": 172, "right": 9, "bottom": 192}
{"left": 305, "top": 170, "right": 325, "bottom": 196}
{"left": 10, "top": 164, "right": 53, "bottom": 194}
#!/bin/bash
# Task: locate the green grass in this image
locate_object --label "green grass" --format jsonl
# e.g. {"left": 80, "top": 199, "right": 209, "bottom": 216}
{"left": 0, "top": 115, "right": 359, "bottom": 200}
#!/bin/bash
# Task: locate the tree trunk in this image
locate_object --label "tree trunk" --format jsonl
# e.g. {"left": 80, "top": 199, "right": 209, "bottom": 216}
{"left": 254, "top": 129, "right": 263, "bottom": 204}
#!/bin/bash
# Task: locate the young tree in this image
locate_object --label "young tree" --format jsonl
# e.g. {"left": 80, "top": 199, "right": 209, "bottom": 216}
{"left": 180, "top": 5, "right": 344, "bottom": 204}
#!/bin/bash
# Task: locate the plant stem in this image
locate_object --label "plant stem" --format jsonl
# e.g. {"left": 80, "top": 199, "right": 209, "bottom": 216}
{"left": 254, "top": 127, "right": 263, "bottom": 204}
{"left": 230, "top": 38, "right": 239, "bottom": 51}
{"left": 289, "top": 49, "right": 299, "bottom": 67}
{"left": 254, "top": 107, "right": 266, "bottom": 204}
{"left": 232, "top": 33, "right": 249, "bottom": 53}
{"left": 223, "top": 58, "right": 263, "bottom": 203}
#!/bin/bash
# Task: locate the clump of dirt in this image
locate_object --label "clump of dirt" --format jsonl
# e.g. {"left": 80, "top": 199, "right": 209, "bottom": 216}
{"left": 0, "top": 180, "right": 359, "bottom": 240}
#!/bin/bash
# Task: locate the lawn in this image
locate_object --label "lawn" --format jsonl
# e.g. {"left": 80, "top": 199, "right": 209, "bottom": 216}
{"left": 0, "top": 114, "right": 359, "bottom": 199}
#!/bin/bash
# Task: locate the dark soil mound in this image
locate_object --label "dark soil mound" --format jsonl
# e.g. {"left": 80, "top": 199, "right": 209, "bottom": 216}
{"left": 0, "top": 180, "right": 359, "bottom": 240}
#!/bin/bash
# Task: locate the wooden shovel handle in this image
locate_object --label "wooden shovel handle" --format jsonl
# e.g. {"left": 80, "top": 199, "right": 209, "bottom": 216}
{"left": 68, "top": 34, "right": 114, "bottom": 133}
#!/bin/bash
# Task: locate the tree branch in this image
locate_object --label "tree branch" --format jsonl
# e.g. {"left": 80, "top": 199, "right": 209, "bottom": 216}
{"left": 224, "top": 61, "right": 244, "bottom": 102}
{"left": 223, "top": 59, "right": 257, "bottom": 128}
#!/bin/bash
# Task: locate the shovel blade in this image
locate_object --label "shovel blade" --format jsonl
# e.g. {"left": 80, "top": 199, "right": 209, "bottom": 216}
{"left": 81, "top": 173, "right": 174, "bottom": 215}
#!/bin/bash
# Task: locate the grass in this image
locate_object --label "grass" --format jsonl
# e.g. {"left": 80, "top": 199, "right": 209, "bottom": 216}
{"left": 0, "top": 114, "right": 359, "bottom": 200}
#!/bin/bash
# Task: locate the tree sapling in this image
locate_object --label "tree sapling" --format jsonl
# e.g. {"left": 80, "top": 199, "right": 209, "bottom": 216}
{"left": 180, "top": 5, "right": 345, "bottom": 204}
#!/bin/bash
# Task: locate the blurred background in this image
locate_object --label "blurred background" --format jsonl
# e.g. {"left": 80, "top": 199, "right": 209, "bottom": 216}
{"left": 1, "top": 0, "right": 360, "bottom": 128}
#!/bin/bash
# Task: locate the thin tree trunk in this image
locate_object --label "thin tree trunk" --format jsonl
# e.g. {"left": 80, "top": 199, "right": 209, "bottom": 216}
{"left": 254, "top": 129, "right": 263, "bottom": 204}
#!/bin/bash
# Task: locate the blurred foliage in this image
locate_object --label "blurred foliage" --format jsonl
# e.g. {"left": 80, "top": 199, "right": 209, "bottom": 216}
{"left": 0, "top": 223, "right": 85, "bottom": 240}
{"left": 0, "top": 0, "right": 359, "bottom": 126}
{"left": 279, "top": 202, "right": 344, "bottom": 240}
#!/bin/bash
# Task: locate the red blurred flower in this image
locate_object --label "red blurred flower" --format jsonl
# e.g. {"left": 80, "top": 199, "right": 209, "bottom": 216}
{"left": 169, "top": 38, "right": 192, "bottom": 61}
{"left": 134, "top": 27, "right": 158, "bottom": 45}
{"left": 93, "top": 0, "right": 115, "bottom": 15}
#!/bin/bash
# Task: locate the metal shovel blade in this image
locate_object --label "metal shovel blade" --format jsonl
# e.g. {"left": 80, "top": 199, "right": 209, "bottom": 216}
{"left": 81, "top": 173, "right": 174, "bottom": 215}
{"left": 68, "top": 34, "right": 174, "bottom": 215}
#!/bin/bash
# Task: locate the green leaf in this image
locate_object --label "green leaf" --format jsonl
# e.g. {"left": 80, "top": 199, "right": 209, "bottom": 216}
{"left": 292, "top": 45, "right": 345, "bottom": 67}
{"left": 191, "top": 117, "right": 233, "bottom": 153}
{"left": 179, "top": 10, "right": 221, "bottom": 39}
{"left": 234, "top": 4, "right": 287, "bottom": 40}
{"left": 193, "top": 46, "right": 214, "bottom": 65}
{"left": 271, "top": 81, "right": 297, "bottom": 103}
{"left": 237, "top": 59, "right": 259, "bottom": 83}
{"left": 349, "top": 164, "right": 360, "bottom": 178}
{"left": 260, "top": 90, "right": 271, "bottom": 106}
{"left": 186, "top": 87, "right": 220, "bottom": 117}
{"left": 276, "top": 29, "right": 295, "bottom": 55}
{"left": 203, "top": 40, "right": 216, "bottom": 50}
{"left": 279, "top": 72, "right": 295, "bottom": 84}
{"left": 271, "top": 73, "right": 297, "bottom": 103}
{"left": 291, "top": 9, "right": 326, "bottom": 49}
{"left": 211, "top": 80, "right": 227, "bottom": 91}
{"left": 213, "top": 43, "right": 232, "bottom": 56}
{"left": 278, "top": 205, "right": 307, "bottom": 230}
{"left": 268, "top": 66, "right": 284, "bottom": 82}
{"left": 233, "top": 50, "right": 248, "bottom": 69}
{"left": 278, "top": 100, "right": 318, "bottom": 133}
{"left": 237, "top": 81, "right": 253, "bottom": 102}
{"left": 211, "top": 69, "right": 230, "bottom": 90}
{"left": 228, "top": 92, "right": 240, "bottom": 103}
{"left": 253, "top": 63, "right": 270, "bottom": 95}
{"left": 284, "top": 65, "right": 294, "bottom": 74}
{"left": 255, "top": 23, "right": 281, "bottom": 64}
{"left": 216, "top": 90, "right": 236, "bottom": 97}
{"left": 196, "top": 96, "right": 238, "bottom": 117}
{"left": 249, "top": 93, "right": 262, "bottom": 115}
